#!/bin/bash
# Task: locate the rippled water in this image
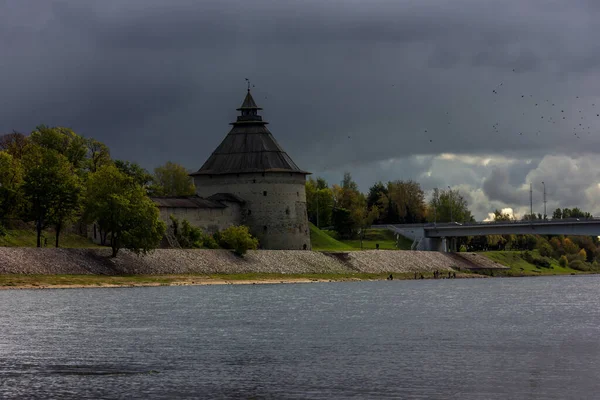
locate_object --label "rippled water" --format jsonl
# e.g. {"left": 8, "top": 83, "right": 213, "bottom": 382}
{"left": 1, "top": 276, "right": 600, "bottom": 399}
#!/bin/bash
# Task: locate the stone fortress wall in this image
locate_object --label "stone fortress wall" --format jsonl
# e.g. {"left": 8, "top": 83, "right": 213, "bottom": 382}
{"left": 157, "top": 201, "right": 243, "bottom": 234}
{"left": 194, "top": 172, "right": 310, "bottom": 250}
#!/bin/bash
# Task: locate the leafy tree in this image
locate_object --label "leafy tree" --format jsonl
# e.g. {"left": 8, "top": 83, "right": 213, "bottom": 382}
{"left": 357, "top": 205, "right": 380, "bottom": 249}
{"left": 367, "top": 181, "right": 388, "bottom": 209}
{"left": 85, "top": 138, "right": 111, "bottom": 173}
{"left": 29, "top": 126, "right": 88, "bottom": 171}
{"left": 331, "top": 173, "right": 365, "bottom": 236}
{"left": 562, "top": 238, "right": 579, "bottom": 255}
{"left": 22, "top": 146, "right": 82, "bottom": 247}
{"left": 0, "top": 131, "right": 28, "bottom": 159}
{"left": 220, "top": 225, "right": 258, "bottom": 256}
{"left": 306, "top": 177, "right": 334, "bottom": 228}
{"left": 316, "top": 177, "right": 328, "bottom": 190}
{"left": 153, "top": 161, "right": 195, "bottom": 196}
{"left": 114, "top": 160, "right": 154, "bottom": 188}
{"left": 85, "top": 165, "right": 165, "bottom": 257}
{"left": 0, "top": 151, "right": 24, "bottom": 222}
{"left": 559, "top": 255, "right": 568, "bottom": 268}
{"left": 332, "top": 207, "right": 355, "bottom": 238}
{"left": 492, "top": 209, "right": 513, "bottom": 221}
{"left": 385, "top": 180, "right": 426, "bottom": 224}
{"left": 427, "top": 188, "right": 474, "bottom": 223}
{"left": 552, "top": 208, "right": 562, "bottom": 220}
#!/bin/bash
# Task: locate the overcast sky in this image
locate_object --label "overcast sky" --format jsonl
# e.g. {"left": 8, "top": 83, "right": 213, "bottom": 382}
{"left": 2, "top": 0, "right": 600, "bottom": 219}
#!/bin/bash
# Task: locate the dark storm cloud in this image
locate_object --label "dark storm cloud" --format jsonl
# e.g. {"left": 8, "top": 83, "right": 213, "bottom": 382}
{"left": 2, "top": 0, "right": 600, "bottom": 219}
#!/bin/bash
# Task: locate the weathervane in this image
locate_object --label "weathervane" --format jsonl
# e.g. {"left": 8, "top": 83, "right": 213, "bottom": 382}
{"left": 244, "top": 78, "right": 255, "bottom": 91}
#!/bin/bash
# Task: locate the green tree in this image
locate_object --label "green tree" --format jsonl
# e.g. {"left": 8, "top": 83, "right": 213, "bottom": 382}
{"left": 559, "top": 255, "right": 568, "bottom": 268}
{"left": 552, "top": 208, "right": 562, "bottom": 220}
{"left": 85, "top": 138, "right": 111, "bottom": 173}
{"left": 29, "top": 126, "right": 88, "bottom": 171}
{"left": 385, "top": 180, "right": 426, "bottom": 224}
{"left": 114, "top": 160, "right": 154, "bottom": 188}
{"left": 22, "top": 146, "right": 82, "bottom": 247}
{"left": 0, "top": 131, "right": 28, "bottom": 159}
{"left": 492, "top": 209, "right": 513, "bottom": 221}
{"left": 85, "top": 165, "right": 165, "bottom": 257}
{"left": 357, "top": 205, "right": 380, "bottom": 249}
{"left": 562, "top": 238, "right": 580, "bottom": 255}
{"left": 220, "top": 225, "right": 259, "bottom": 256}
{"left": 332, "top": 207, "right": 355, "bottom": 238}
{"left": 427, "top": 188, "right": 474, "bottom": 223}
{"left": 0, "top": 151, "right": 24, "bottom": 223}
{"left": 306, "top": 177, "right": 334, "bottom": 227}
{"left": 332, "top": 173, "right": 365, "bottom": 236}
{"left": 153, "top": 161, "right": 195, "bottom": 196}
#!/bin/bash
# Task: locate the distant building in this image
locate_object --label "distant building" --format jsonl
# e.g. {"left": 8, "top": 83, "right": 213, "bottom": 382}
{"left": 154, "top": 89, "right": 311, "bottom": 250}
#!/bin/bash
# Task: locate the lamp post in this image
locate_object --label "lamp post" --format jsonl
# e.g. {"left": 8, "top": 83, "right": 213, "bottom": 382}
{"left": 542, "top": 181, "right": 547, "bottom": 220}
{"left": 448, "top": 186, "right": 453, "bottom": 222}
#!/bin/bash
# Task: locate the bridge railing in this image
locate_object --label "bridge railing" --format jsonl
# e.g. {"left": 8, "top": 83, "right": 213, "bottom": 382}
{"left": 373, "top": 217, "right": 600, "bottom": 230}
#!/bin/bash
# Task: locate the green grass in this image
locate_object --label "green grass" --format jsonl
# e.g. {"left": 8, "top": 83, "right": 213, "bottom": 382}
{"left": 311, "top": 224, "right": 413, "bottom": 251}
{"left": 0, "top": 229, "right": 101, "bottom": 248}
{"left": 340, "top": 229, "right": 413, "bottom": 250}
{"left": 480, "top": 250, "right": 582, "bottom": 277}
{"left": 310, "top": 223, "right": 353, "bottom": 251}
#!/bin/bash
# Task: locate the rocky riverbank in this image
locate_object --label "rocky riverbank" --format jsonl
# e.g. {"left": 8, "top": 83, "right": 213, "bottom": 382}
{"left": 0, "top": 248, "right": 505, "bottom": 275}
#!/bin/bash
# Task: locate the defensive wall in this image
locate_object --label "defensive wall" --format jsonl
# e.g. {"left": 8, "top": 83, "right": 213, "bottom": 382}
{"left": 0, "top": 248, "right": 504, "bottom": 275}
{"left": 194, "top": 172, "right": 310, "bottom": 250}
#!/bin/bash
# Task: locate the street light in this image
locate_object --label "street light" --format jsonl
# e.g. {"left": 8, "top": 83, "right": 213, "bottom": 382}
{"left": 448, "top": 186, "right": 453, "bottom": 222}
{"left": 542, "top": 181, "right": 547, "bottom": 220}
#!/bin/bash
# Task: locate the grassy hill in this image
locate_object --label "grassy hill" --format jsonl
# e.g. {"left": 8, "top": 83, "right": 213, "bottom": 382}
{"left": 310, "top": 224, "right": 413, "bottom": 251}
{"left": 0, "top": 228, "right": 100, "bottom": 248}
{"left": 480, "top": 250, "right": 581, "bottom": 276}
{"left": 309, "top": 223, "right": 353, "bottom": 251}
{"left": 339, "top": 228, "right": 413, "bottom": 250}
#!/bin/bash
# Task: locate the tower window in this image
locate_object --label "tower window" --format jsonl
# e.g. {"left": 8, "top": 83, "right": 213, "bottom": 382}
{"left": 263, "top": 191, "right": 267, "bottom": 196}
{"left": 253, "top": 179, "right": 256, "bottom": 183}
{"left": 297, "top": 192, "right": 299, "bottom": 197}
{"left": 263, "top": 225, "right": 268, "bottom": 231}
{"left": 286, "top": 207, "right": 290, "bottom": 215}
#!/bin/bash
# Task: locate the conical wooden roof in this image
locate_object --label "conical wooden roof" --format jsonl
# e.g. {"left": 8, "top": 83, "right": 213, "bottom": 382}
{"left": 191, "top": 90, "right": 309, "bottom": 176}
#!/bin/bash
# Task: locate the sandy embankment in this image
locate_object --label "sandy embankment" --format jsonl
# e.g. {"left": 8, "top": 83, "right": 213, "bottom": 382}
{"left": 0, "top": 248, "right": 502, "bottom": 289}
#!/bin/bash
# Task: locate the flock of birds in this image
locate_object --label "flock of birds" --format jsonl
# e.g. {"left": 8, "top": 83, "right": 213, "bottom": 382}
{"left": 418, "top": 68, "right": 600, "bottom": 143}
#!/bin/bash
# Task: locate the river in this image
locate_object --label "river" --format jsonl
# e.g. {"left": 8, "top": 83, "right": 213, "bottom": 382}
{"left": 1, "top": 276, "right": 599, "bottom": 399}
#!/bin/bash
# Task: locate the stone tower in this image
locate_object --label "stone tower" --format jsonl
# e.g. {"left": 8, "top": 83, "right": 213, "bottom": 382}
{"left": 190, "top": 89, "right": 311, "bottom": 250}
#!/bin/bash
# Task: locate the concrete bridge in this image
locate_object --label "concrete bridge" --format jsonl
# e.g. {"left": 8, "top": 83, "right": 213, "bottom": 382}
{"left": 373, "top": 218, "right": 600, "bottom": 252}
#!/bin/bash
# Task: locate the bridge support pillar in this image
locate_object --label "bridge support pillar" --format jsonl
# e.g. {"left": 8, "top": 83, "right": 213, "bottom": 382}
{"left": 415, "top": 237, "right": 444, "bottom": 251}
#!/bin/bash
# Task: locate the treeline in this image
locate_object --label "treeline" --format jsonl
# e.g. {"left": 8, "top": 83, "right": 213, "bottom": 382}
{"left": 0, "top": 127, "right": 197, "bottom": 256}
{"left": 306, "top": 173, "right": 473, "bottom": 238}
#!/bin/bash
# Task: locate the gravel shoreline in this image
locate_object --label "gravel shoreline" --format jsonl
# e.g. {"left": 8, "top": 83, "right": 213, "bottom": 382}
{"left": 0, "top": 248, "right": 503, "bottom": 275}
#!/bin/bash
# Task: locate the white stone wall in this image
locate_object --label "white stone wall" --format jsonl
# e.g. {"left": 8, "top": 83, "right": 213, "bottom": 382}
{"left": 194, "top": 172, "right": 310, "bottom": 250}
{"left": 159, "top": 202, "right": 243, "bottom": 234}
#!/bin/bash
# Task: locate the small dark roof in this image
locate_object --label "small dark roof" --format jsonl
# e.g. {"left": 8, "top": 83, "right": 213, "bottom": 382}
{"left": 207, "top": 193, "right": 246, "bottom": 204}
{"left": 151, "top": 196, "right": 226, "bottom": 209}
{"left": 191, "top": 90, "right": 309, "bottom": 176}
{"left": 237, "top": 90, "right": 261, "bottom": 110}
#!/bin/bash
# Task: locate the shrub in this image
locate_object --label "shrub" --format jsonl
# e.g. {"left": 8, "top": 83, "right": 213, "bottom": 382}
{"left": 522, "top": 251, "right": 534, "bottom": 263}
{"left": 0, "top": 223, "right": 6, "bottom": 237}
{"left": 538, "top": 242, "right": 553, "bottom": 258}
{"left": 568, "top": 259, "right": 586, "bottom": 271}
{"left": 559, "top": 255, "right": 568, "bottom": 268}
{"left": 180, "top": 220, "right": 203, "bottom": 248}
{"left": 532, "top": 257, "right": 551, "bottom": 269}
{"left": 220, "top": 225, "right": 259, "bottom": 256}
{"left": 459, "top": 245, "right": 467, "bottom": 252}
{"left": 201, "top": 234, "right": 219, "bottom": 249}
